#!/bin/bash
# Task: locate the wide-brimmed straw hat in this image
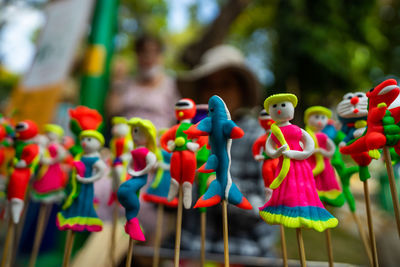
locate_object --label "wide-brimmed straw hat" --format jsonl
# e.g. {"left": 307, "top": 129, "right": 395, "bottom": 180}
{"left": 178, "top": 45, "right": 261, "bottom": 107}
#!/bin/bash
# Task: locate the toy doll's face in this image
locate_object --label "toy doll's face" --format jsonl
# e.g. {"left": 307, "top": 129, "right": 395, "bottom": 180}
{"left": 35, "top": 134, "right": 49, "bottom": 148}
{"left": 337, "top": 92, "right": 368, "bottom": 119}
{"left": 46, "top": 132, "right": 59, "bottom": 143}
{"left": 112, "top": 123, "right": 130, "bottom": 137}
{"left": 307, "top": 113, "right": 328, "bottom": 131}
{"left": 81, "top": 137, "right": 101, "bottom": 153}
{"left": 132, "top": 126, "right": 147, "bottom": 147}
{"left": 268, "top": 101, "right": 294, "bottom": 122}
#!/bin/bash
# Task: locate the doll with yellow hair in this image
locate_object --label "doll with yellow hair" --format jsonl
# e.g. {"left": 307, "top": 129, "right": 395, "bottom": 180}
{"left": 32, "top": 124, "right": 68, "bottom": 203}
{"left": 117, "top": 118, "right": 157, "bottom": 242}
{"left": 304, "top": 106, "right": 345, "bottom": 207}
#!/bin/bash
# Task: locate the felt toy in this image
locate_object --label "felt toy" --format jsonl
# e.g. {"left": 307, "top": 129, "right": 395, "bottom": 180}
{"left": 160, "top": 98, "right": 199, "bottom": 209}
{"left": 31, "top": 124, "right": 68, "bottom": 203}
{"left": 117, "top": 118, "right": 157, "bottom": 242}
{"left": 304, "top": 106, "right": 345, "bottom": 207}
{"left": 258, "top": 94, "right": 338, "bottom": 266}
{"left": 184, "top": 95, "right": 251, "bottom": 267}
{"left": 184, "top": 96, "right": 252, "bottom": 210}
{"left": 252, "top": 109, "right": 279, "bottom": 200}
{"left": 68, "top": 106, "right": 103, "bottom": 156}
{"left": 0, "top": 125, "right": 7, "bottom": 201}
{"left": 117, "top": 118, "right": 157, "bottom": 267}
{"left": 7, "top": 120, "right": 40, "bottom": 224}
{"left": 57, "top": 130, "right": 106, "bottom": 232}
{"left": 109, "top": 117, "right": 133, "bottom": 205}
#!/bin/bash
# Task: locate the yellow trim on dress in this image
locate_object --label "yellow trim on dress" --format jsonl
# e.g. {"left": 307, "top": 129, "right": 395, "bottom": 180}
{"left": 269, "top": 123, "right": 290, "bottom": 189}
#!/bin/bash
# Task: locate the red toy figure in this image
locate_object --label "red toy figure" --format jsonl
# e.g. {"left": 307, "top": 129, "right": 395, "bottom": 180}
{"left": 252, "top": 110, "right": 279, "bottom": 201}
{"left": 160, "top": 98, "right": 199, "bottom": 209}
{"left": 7, "top": 120, "right": 40, "bottom": 224}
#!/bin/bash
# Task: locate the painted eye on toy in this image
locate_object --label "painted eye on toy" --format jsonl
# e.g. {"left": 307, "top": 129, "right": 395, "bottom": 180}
{"left": 209, "top": 108, "right": 214, "bottom": 112}
{"left": 281, "top": 103, "right": 286, "bottom": 107}
{"left": 15, "top": 122, "right": 28, "bottom": 132}
{"left": 134, "top": 128, "right": 138, "bottom": 133}
{"left": 272, "top": 104, "right": 277, "bottom": 108}
{"left": 343, "top": 93, "right": 353, "bottom": 100}
{"left": 175, "top": 99, "right": 194, "bottom": 110}
{"left": 356, "top": 93, "right": 364, "bottom": 98}
{"left": 369, "top": 88, "right": 374, "bottom": 93}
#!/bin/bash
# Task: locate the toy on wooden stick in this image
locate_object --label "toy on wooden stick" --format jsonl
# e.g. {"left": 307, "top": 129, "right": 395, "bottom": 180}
{"left": 184, "top": 95, "right": 252, "bottom": 267}
{"left": 117, "top": 118, "right": 157, "bottom": 267}
{"left": 1, "top": 120, "right": 40, "bottom": 267}
{"left": 160, "top": 98, "right": 199, "bottom": 267}
{"left": 57, "top": 130, "right": 107, "bottom": 267}
{"left": 258, "top": 94, "right": 338, "bottom": 267}
{"left": 305, "top": 106, "right": 346, "bottom": 267}
{"left": 29, "top": 124, "right": 68, "bottom": 267}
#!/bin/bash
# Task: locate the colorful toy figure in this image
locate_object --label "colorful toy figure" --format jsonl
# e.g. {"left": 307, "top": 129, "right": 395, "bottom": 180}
{"left": 57, "top": 130, "right": 107, "bottom": 232}
{"left": 259, "top": 94, "right": 338, "bottom": 232}
{"left": 160, "top": 99, "right": 199, "bottom": 209}
{"left": 68, "top": 106, "right": 103, "bottom": 156}
{"left": 304, "top": 106, "right": 345, "bottom": 207}
{"left": 7, "top": 120, "right": 40, "bottom": 224}
{"left": 341, "top": 79, "right": 400, "bottom": 157}
{"left": 109, "top": 117, "right": 133, "bottom": 204}
{"left": 32, "top": 124, "right": 68, "bottom": 203}
{"left": 117, "top": 118, "right": 157, "bottom": 241}
{"left": 0, "top": 125, "right": 8, "bottom": 200}
{"left": 252, "top": 110, "right": 279, "bottom": 201}
{"left": 184, "top": 95, "right": 252, "bottom": 210}
{"left": 142, "top": 149, "right": 178, "bottom": 207}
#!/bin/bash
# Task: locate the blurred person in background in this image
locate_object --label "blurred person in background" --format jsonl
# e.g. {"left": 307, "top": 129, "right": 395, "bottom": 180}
{"left": 176, "top": 44, "right": 278, "bottom": 257}
{"left": 107, "top": 34, "right": 180, "bottom": 129}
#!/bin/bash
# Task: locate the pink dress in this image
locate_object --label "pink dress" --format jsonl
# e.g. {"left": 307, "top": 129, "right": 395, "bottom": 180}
{"left": 308, "top": 133, "right": 345, "bottom": 207}
{"left": 259, "top": 125, "right": 338, "bottom": 232}
{"left": 32, "top": 143, "right": 67, "bottom": 203}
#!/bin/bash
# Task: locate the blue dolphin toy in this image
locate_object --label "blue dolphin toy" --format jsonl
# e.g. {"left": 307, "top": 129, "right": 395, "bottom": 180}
{"left": 184, "top": 95, "right": 252, "bottom": 210}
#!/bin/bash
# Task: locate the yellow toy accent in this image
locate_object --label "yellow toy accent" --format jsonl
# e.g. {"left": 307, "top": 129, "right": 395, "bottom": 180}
{"left": 304, "top": 106, "right": 332, "bottom": 125}
{"left": 57, "top": 212, "right": 103, "bottom": 227}
{"left": 355, "top": 120, "right": 367, "bottom": 129}
{"left": 368, "top": 149, "right": 381, "bottom": 159}
{"left": 62, "top": 153, "right": 81, "bottom": 210}
{"left": 377, "top": 102, "right": 387, "bottom": 108}
{"left": 112, "top": 116, "right": 127, "bottom": 125}
{"left": 269, "top": 123, "right": 290, "bottom": 189}
{"left": 317, "top": 189, "right": 342, "bottom": 200}
{"left": 44, "top": 124, "right": 64, "bottom": 138}
{"left": 175, "top": 137, "right": 185, "bottom": 147}
{"left": 80, "top": 130, "right": 105, "bottom": 146}
{"left": 264, "top": 93, "right": 298, "bottom": 111}
{"left": 305, "top": 126, "right": 325, "bottom": 176}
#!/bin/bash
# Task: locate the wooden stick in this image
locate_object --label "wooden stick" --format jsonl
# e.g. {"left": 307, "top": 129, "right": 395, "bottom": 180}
{"left": 200, "top": 211, "right": 206, "bottom": 267}
{"left": 153, "top": 204, "right": 164, "bottom": 267}
{"left": 351, "top": 211, "right": 373, "bottom": 266}
{"left": 126, "top": 238, "right": 134, "bottom": 267}
{"left": 0, "top": 219, "right": 14, "bottom": 267}
{"left": 325, "top": 229, "right": 334, "bottom": 267}
{"left": 296, "top": 228, "right": 306, "bottom": 267}
{"left": 62, "top": 230, "right": 75, "bottom": 267}
{"left": 29, "top": 204, "right": 50, "bottom": 267}
{"left": 222, "top": 200, "right": 229, "bottom": 267}
{"left": 279, "top": 225, "right": 288, "bottom": 267}
{"left": 110, "top": 201, "right": 119, "bottom": 267}
{"left": 382, "top": 146, "right": 400, "bottom": 238}
{"left": 174, "top": 187, "right": 183, "bottom": 267}
{"left": 363, "top": 180, "right": 379, "bottom": 267}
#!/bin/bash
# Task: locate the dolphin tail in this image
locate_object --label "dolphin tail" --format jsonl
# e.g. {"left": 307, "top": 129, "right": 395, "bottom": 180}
{"left": 227, "top": 182, "right": 252, "bottom": 210}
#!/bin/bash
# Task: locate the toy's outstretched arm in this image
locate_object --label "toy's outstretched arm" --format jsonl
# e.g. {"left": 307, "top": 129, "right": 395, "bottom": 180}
{"left": 223, "top": 120, "right": 244, "bottom": 139}
{"left": 252, "top": 135, "right": 267, "bottom": 160}
{"left": 265, "top": 136, "right": 287, "bottom": 159}
{"left": 184, "top": 118, "right": 212, "bottom": 139}
{"left": 318, "top": 137, "right": 335, "bottom": 158}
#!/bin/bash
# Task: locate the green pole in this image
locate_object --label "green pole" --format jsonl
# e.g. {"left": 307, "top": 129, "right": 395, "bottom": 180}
{"left": 80, "top": 0, "right": 119, "bottom": 116}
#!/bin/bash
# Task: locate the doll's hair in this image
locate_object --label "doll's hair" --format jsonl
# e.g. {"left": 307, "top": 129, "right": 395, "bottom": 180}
{"left": 128, "top": 118, "right": 158, "bottom": 153}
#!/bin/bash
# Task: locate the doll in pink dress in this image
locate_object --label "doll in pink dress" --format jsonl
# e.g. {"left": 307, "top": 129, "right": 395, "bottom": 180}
{"left": 259, "top": 94, "right": 338, "bottom": 232}
{"left": 32, "top": 124, "right": 68, "bottom": 203}
{"left": 304, "top": 106, "right": 345, "bottom": 207}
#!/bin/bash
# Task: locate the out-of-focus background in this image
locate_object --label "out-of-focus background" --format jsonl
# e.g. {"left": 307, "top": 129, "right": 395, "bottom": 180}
{"left": 1, "top": 0, "right": 400, "bottom": 266}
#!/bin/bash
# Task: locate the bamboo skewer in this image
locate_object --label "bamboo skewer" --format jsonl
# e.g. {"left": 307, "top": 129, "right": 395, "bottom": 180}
{"left": 200, "top": 211, "right": 206, "bottom": 267}
{"left": 325, "top": 229, "right": 334, "bottom": 267}
{"left": 296, "top": 228, "right": 306, "bottom": 267}
{"left": 174, "top": 187, "right": 183, "bottom": 267}
{"left": 126, "top": 238, "right": 134, "bottom": 267}
{"left": 110, "top": 201, "right": 119, "bottom": 267}
{"left": 363, "top": 180, "right": 379, "bottom": 267}
{"left": 382, "top": 146, "right": 400, "bottom": 238}
{"left": 28, "top": 204, "right": 51, "bottom": 267}
{"left": 351, "top": 211, "right": 373, "bottom": 265}
{"left": 153, "top": 204, "right": 164, "bottom": 267}
{"left": 279, "top": 225, "right": 288, "bottom": 267}
{"left": 62, "top": 230, "right": 75, "bottom": 267}
{"left": 222, "top": 200, "right": 229, "bottom": 267}
{"left": 1, "top": 219, "right": 14, "bottom": 267}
